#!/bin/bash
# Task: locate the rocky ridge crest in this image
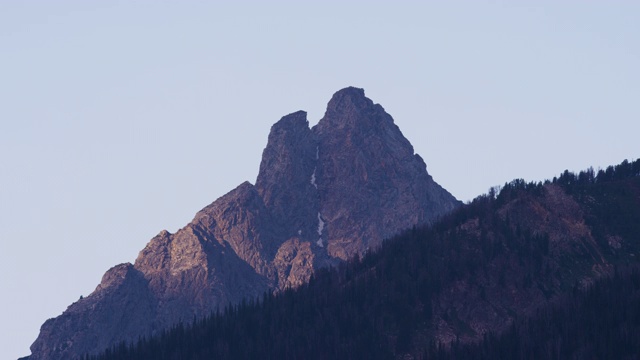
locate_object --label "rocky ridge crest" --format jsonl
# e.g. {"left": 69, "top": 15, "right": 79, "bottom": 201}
{"left": 28, "top": 87, "right": 460, "bottom": 360}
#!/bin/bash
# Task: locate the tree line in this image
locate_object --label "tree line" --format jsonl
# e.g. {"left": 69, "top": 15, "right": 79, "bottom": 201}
{"left": 86, "top": 159, "right": 640, "bottom": 360}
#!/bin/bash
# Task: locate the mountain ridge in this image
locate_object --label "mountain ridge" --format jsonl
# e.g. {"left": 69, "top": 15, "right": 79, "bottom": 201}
{"left": 27, "top": 87, "right": 460, "bottom": 360}
{"left": 87, "top": 158, "right": 640, "bottom": 360}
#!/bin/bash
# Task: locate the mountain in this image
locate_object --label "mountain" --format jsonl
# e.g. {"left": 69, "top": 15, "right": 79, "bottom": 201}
{"left": 87, "top": 159, "right": 640, "bottom": 360}
{"left": 27, "top": 87, "right": 460, "bottom": 360}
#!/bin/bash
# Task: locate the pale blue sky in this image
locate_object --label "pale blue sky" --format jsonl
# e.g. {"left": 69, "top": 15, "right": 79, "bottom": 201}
{"left": 1, "top": 2, "right": 638, "bottom": 359}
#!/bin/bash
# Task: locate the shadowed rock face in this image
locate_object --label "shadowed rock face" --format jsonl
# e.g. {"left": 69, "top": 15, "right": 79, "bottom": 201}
{"left": 28, "top": 87, "right": 460, "bottom": 360}
{"left": 313, "top": 87, "right": 459, "bottom": 259}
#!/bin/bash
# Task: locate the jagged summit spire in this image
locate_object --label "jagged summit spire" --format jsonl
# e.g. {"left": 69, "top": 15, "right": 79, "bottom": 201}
{"left": 315, "top": 87, "right": 393, "bottom": 134}
{"left": 256, "top": 110, "right": 315, "bottom": 197}
{"left": 323, "top": 87, "right": 375, "bottom": 120}
{"left": 327, "top": 86, "right": 369, "bottom": 107}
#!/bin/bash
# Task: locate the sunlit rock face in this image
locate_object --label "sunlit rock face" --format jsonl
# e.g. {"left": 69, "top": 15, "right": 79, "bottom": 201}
{"left": 28, "top": 87, "right": 459, "bottom": 360}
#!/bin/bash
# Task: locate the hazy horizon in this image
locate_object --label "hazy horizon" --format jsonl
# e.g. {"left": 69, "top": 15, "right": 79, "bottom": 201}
{"left": 1, "top": 2, "right": 638, "bottom": 359}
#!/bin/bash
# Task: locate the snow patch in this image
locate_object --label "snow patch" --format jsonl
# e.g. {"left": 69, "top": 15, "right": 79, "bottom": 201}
{"left": 317, "top": 213, "right": 325, "bottom": 235}
{"left": 316, "top": 213, "right": 325, "bottom": 247}
{"left": 310, "top": 169, "right": 317, "bottom": 188}
{"left": 298, "top": 229, "right": 302, "bottom": 235}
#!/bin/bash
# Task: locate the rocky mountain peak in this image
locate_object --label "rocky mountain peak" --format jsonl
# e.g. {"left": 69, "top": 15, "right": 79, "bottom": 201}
{"left": 27, "top": 87, "right": 460, "bottom": 360}
{"left": 255, "top": 111, "right": 318, "bottom": 245}
{"left": 315, "top": 88, "right": 411, "bottom": 162}
{"left": 324, "top": 86, "right": 371, "bottom": 114}
{"left": 255, "top": 111, "right": 315, "bottom": 197}
{"left": 319, "top": 87, "right": 388, "bottom": 131}
{"left": 310, "top": 87, "right": 459, "bottom": 260}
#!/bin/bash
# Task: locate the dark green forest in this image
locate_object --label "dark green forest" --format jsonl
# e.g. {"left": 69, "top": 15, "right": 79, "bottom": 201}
{"left": 424, "top": 267, "right": 640, "bottom": 360}
{"left": 88, "top": 159, "right": 640, "bottom": 360}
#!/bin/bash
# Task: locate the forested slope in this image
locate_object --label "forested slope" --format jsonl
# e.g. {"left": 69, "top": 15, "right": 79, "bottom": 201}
{"left": 89, "top": 159, "right": 640, "bottom": 360}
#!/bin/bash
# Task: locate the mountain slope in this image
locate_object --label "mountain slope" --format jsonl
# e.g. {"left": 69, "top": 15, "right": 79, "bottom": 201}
{"left": 27, "top": 87, "right": 460, "bottom": 360}
{"left": 427, "top": 266, "right": 640, "bottom": 360}
{"left": 88, "top": 159, "right": 640, "bottom": 360}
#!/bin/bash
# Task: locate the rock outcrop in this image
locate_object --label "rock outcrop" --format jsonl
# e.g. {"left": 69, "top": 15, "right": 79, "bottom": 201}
{"left": 28, "top": 87, "right": 460, "bottom": 360}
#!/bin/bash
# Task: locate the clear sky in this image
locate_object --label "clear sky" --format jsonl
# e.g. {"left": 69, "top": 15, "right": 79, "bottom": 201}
{"left": 1, "top": 1, "right": 638, "bottom": 358}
